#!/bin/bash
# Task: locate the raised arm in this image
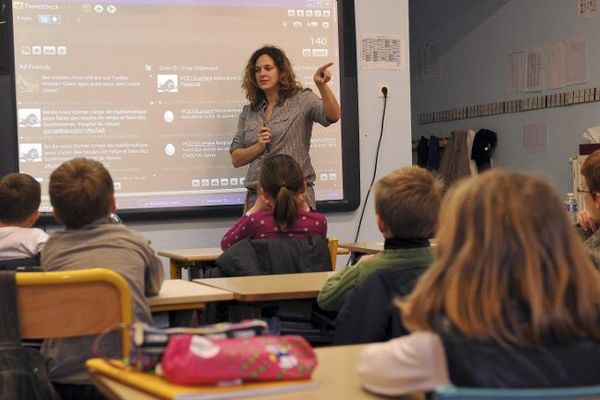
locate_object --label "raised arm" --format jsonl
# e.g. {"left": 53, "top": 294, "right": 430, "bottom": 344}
{"left": 313, "top": 62, "right": 341, "bottom": 123}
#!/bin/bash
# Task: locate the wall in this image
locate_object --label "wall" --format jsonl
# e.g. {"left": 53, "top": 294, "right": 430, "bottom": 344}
{"left": 126, "top": 0, "right": 414, "bottom": 269}
{"left": 410, "top": 0, "right": 600, "bottom": 194}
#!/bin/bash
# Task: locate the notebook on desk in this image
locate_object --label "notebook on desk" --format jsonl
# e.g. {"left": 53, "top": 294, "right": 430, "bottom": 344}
{"left": 87, "top": 358, "right": 317, "bottom": 400}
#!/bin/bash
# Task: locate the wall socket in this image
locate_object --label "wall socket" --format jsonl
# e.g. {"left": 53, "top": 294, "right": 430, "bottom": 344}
{"left": 377, "top": 83, "right": 391, "bottom": 98}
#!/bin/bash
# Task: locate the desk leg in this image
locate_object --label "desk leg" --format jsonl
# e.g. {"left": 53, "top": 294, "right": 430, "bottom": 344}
{"left": 169, "top": 260, "right": 181, "bottom": 279}
{"left": 349, "top": 252, "right": 367, "bottom": 265}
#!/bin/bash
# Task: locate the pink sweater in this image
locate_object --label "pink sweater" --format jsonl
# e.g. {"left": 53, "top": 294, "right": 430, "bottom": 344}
{"left": 221, "top": 210, "right": 327, "bottom": 250}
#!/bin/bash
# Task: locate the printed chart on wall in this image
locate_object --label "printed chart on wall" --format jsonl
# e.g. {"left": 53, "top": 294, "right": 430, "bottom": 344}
{"left": 360, "top": 35, "right": 403, "bottom": 70}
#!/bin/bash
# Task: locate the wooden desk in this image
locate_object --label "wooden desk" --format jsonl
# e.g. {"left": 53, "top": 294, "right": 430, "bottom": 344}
{"left": 338, "top": 242, "right": 383, "bottom": 264}
{"left": 148, "top": 279, "right": 234, "bottom": 327}
{"left": 87, "top": 344, "right": 388, "bottom": 400}
{"left": 338, "top": 242, "right": 384, "bottom": 255}
{"left": 339, "top": 241, "right": 437, "bottom": 265}
{"left": 194, "top": 271, "right": 334, "bottom": 302}
{"left": 148, "top": 279, "right": 233, "bottom": 313}
{"left": 157, "top": 248, "right": 223, "bottom": 279}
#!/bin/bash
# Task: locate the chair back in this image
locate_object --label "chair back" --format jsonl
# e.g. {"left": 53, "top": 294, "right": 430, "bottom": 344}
{"left": 435, "top": 384, "right": 600, "bottom": 399}
{"left": 327, "top": 237, "right": 338, "bottom": 270}
{"left": 16, "top": 268, "right": 132, "bottom": 357}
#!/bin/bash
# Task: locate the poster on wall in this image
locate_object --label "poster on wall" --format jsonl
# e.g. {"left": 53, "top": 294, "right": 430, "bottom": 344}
{"left": 418, "top": 42, "right": 442, "bottom": 80}
{"left": 544, "top": 41, "right": 566, "bottom": 90}
{"left": 566, "top": 36, "right": 589, "bottom": 85}
{"left": 360, "top": 35, "right": 404, "bottom": 70}
{"left": 525, "top": 47, "right": 544, "bottom": 92}
{"left": 506, "top": 51, "right": 525, "bottom": 94}
{"left": 522, "top": 122, "right": 549, "bottom": 153}
{"left": 577, "top": 0, "right": 598, "bottom": 19}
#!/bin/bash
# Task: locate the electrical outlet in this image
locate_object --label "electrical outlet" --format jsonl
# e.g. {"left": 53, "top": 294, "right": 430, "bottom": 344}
{"left": 377, "top": 83, "right": 391, "bottom": 98}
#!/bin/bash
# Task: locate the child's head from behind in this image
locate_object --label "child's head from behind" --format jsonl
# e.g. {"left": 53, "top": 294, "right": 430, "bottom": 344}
{"left": 259, "top": 154, "right": 305, "bottom": 231}
{"left": 373, "top": 166, "right": 443, "bottom": 239}
{"left": 401, "top": 169, "right": 600, "bottom": 346}
{"left": 49, "top": 158, "right": 114, "bottom": 229}
{"left": 0, "top": 173, "right": 41, "bottom": 227}
{"left": 580, "top": 149, "right": 600, "bottom": 220}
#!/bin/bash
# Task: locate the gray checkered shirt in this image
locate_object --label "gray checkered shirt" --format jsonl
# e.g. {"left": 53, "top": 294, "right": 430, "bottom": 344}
{"left": 230, "top": 88, "right": 332, "bottom": 209}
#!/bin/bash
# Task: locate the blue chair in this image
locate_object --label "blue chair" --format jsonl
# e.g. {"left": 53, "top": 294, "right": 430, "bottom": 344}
{"left": 434, "top": 384, "right": 600, "bottom": 399}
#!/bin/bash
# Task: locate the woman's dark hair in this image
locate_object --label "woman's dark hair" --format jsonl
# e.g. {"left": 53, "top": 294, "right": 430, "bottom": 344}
{"left": 259, "top": 154, "right": 305, "bottom": 231}
{"left": 242, "top": 45, "right": 303, "bottom": 108}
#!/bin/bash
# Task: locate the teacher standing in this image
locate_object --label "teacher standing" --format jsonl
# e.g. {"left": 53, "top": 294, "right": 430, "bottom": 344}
{"left": 230, "top": 45, "right": 341, "bottom": 211}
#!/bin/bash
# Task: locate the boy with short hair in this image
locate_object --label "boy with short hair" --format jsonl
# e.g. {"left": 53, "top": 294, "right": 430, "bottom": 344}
{"left": 0, "top": 172, "right": 48, "bottom": 262}
{"left": 41, "top": 158, "right": 164, "bottom": 400}
{"left": 317, "top": 166, "right": 443, "bottom": 311}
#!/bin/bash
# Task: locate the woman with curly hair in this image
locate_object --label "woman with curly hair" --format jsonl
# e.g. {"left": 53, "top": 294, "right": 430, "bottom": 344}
{"left": 230, "top": 45, "right": 340, "bottom": 211}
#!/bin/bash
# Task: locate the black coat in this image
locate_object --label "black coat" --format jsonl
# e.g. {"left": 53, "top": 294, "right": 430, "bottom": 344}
{"left": 334, "top": 265, "right": 427, "bottom": 345}
{"left": 212, "top": 235, "right": 332, "bottom": 277}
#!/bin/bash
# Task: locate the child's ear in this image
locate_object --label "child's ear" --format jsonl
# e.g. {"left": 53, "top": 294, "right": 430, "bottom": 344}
{"left": 594, "top": 193, "right": 600, "bottom": 211}
{"left": 52, "top": 210, "right": 63, "bottom": 225}
{"left": 375, "top": 214, "right": 388, "bottom": 235}
{"left": 23, "top": 210, "right": 41, "bottom": 227}
{"left": 110, "top": 195, "right": 117, "bottom": 213}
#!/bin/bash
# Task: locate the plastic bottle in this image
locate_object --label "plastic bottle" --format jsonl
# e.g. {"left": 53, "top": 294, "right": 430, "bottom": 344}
{"left": 564, "top": 192, "right": 578, "bottom": 225}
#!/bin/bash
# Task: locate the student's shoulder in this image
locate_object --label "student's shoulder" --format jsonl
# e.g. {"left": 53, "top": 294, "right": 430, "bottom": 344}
{"left": 246, "top": 211, "right": 274, "bottom": 225}
{"left": 302, "top": 210, "right": 327, "bottom": 221}
{"left": 1, "top": 226, "right": 48, "bottom": 241}
{"left": 30, "top": 227, "right": 49, "bottom": 239}
{"left": 93, "top": 223, "right": 153, "bottom": 248}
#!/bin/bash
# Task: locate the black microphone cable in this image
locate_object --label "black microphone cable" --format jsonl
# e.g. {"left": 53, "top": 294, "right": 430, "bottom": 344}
{"left": 347, "top": 86, "right": 388, "bottom": 265}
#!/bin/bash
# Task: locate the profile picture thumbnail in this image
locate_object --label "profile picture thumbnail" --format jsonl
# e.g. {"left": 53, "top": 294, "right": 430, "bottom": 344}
{"left": 18, "top": 108, "right": 42, "bottom": 128}
{"left": 19, "top": 143, "right": 43, "bottom": 162}
{"left": 16, "top": 74, "right": 41, "bottom": 93}
{"left": 157, "top": 75, "right": 178, "bottom": 93}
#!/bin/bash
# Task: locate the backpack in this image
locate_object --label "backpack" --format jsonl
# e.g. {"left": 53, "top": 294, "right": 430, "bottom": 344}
{"left": 0, "top": 271, "right": 56, "bottom": 400}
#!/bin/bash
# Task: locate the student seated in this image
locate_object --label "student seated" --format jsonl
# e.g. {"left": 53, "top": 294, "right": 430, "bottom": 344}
{"left": 317, "top": 166, "right": 442, "bottom": 311}
{"left": 358, "top": 170, "right": 600, "bottom": 396}
{"left": 41, "top": 158, "right": 164, "bottom": 400}
{"left": 221, "top": 154, "right": 327, "bottom": 251}
{"left": 576, "top": 149, "right": 600, "bottom": 268}
{"left": 0, "top": 173, "right": 48, "bottom": 266}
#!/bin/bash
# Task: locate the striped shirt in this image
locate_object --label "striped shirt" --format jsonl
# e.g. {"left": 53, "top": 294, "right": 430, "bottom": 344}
{"left": 230, "top": 89, "right": 332, "bottom": 209}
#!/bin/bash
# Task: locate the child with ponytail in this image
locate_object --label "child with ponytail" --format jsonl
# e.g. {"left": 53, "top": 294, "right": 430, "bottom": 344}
{"left": 220, "top": 154, "right": 327, "bottom": 250}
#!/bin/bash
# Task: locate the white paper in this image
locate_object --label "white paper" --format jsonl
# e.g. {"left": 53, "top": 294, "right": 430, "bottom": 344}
{"left": 360, "top": 35, "right": 403, "bottom": 70}
{"left": 522, "top": 122, "right": 549, "bottom": 153}
{"left": 566, "top": 36, "right": 588, "bottom": 85}
{"left": 544, "top": 42, "right": 566, "bottom": 89}
{"left": 506, "top": 51, "right": 525, "bottom": 94}
{"left": 418, "top": 42, "right": 442, "bottom": 80}
{"left": 578, "top": 0, "right": 598, "bottom": 19}
{"left": 525, "top": 47, "right": 544, "bottom": 92}
{"left": 584, "top": 125, "right": 600, "bottom": 143}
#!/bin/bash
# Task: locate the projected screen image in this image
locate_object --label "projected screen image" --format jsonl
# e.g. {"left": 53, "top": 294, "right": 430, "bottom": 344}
{"left": 12, "top": 0, "right": 344, "bottom": 213}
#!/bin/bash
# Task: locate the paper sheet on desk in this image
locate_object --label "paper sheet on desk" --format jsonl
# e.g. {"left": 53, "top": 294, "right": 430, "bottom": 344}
{"left": 583, "top": 125, "right": 600, "bottom": 143}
